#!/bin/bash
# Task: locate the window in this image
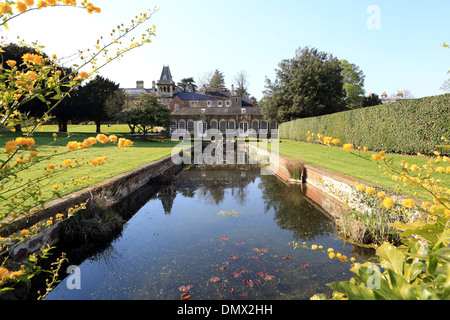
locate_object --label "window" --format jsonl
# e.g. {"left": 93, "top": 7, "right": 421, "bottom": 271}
{"left": 252, "top": 120, "right": 259, "bottom": 133}
{"left": 210, "top": 120, "right": 218, "bottom": 134}
{"left": 174, "top": 104, "right": 179, "bottom": 111}
{"left": 226, "top": 101, "right": 230, "bottom": 108}
{"left": 207, "top": 101, "right": 212, "bottom": 108}
{"left": 219, "top": 121, "right": 227, "bottom": 134}
{"left": 178, "top": 120, "right": 186, "bottom": 130}
{"left": 187, "top": 121, "right": 194, "bottom": 133}
{"left": 218, "top": 101, "right": 223, "bottom": 108}
{"left": 239, "top": 122, "right": 248, "bottom": 134}
{"left": 228, "top": 121, "right": 236, "bottom": 131}
{"left": 241, "top": 108, "right": 246, "bottom": 114}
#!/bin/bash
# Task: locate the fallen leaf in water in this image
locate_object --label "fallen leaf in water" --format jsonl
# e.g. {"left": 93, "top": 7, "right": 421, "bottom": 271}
{"left": 219, "top": 237, "right": 229, "bottom": 241}
{"left": 209, "top": 277, "right": 220, "bottom": 283}
{"left": 243, "top": 279, "right": 254, "bottom": 288}
{"left": 235, "top": 242, "right": 246, "bottom": 246}
{"left": 282, "top": 255, "right": 291, "bottom": 260}
{"left": 230, "top": 272, "right": 241, "bottom": 278}
{"left": 251, "top": 256, "right": 260, "bottom": 260}
{"left": 239, "top": 292, "right": 248, "bottom": 297}
{"left": 215, "top": 249, "right": 222, "bottom": 253}
{"left": 299, "top": 264, "right": 310, "bottom": 269}
{"left": 178, "top": 285, "right": 194, "bottom": 293}
{"left": 263, "top": 275, "right": 275, "bottom": 281}
{"left": 181, "top": 293, "right": 191, "bottom": 300}
{"left": 230, "top": 254, "right": 239, "bottom": 260}
{"left": 240, "top": 269, "right": 248, "bottom": 274}
{"left": 256, "top": 272, "right": 267, "bottom": 278}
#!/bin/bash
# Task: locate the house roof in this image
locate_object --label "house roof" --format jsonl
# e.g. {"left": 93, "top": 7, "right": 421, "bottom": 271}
{"left": 171, "top": 107, "right": 262, "bottom": 117}
{"left": 160, "top": 66, "right": 173, "bottom": 81}
{"left": 174, "top": 92, "right": 217, "bottom": 101}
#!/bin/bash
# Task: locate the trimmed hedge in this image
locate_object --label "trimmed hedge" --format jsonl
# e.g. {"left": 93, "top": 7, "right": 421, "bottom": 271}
{"left": 279, "top": 94, "right": 450, "bottom": 155}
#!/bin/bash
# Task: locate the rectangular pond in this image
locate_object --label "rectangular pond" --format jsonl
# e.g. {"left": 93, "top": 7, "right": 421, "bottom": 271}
{"left": 45, "top": 164, "right": 373, "bottom": 300}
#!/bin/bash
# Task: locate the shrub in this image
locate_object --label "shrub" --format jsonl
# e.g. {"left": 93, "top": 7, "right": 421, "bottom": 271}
{"left": 279, "top": 94, "right": 450, "bottom": 155}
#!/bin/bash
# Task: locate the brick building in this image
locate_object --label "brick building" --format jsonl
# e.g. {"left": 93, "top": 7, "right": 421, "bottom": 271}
{"left": 123, "top": 66, "right": 277, "bottom": 138}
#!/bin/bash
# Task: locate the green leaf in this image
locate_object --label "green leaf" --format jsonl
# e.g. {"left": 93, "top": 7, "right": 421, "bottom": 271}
{"left": 330, "top": 281, "right": 379, "bottom": 300}
{"left": 377, "top": 242, "right": 405, "bottom": 275}
{"left": 430, "top": 247, "right": 450, "bottom": 262}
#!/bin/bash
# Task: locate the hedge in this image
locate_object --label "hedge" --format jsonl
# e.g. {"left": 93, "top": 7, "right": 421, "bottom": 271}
{"left": 278, "top": 94, "right": 450, "bottom": 155}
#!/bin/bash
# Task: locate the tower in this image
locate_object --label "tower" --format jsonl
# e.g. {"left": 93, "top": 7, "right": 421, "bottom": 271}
{"left": 156, "top": 65, "right": 175, "bottom": 98}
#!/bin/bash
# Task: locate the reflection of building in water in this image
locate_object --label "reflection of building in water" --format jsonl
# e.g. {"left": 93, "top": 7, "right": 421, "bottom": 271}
{"left": 157, "top": 185, "right": 177, "bottom": 215}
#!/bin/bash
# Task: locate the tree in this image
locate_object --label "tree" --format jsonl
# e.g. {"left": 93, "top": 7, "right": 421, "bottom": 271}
{"left": 361, "top": 93, "right": 382, "bottom": 107}
{"left": 117, "top": 94, "right": 171, "bottom": 135}
{"left": 207, "top": 69, "right": 227, "bottom": 92}
{"left": 233, "top": 70, "right": 250, "bottom": 96}
{"left": 340, "top": 59, "right": 365, "bottom": 109}
{"left": 177, "top": 77, "right": 198, "bottom": 92}
{"left": 260, "top": 47, "right": 346, "bottom": 123}
{"left": 77, "top": 76, "right": 121, "bottom": 133}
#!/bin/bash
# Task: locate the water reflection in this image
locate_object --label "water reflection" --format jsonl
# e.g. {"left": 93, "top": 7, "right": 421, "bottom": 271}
{"left": 44, "top": 164, "right": 374, "bottom": 300}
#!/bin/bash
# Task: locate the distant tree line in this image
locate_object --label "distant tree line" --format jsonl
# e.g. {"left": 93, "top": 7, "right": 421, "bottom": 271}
{"left": 2, "top": 44, "right": 171, "bottom": 133}
{"left": 259, "top": 46, "right": 374, "bottom": 124}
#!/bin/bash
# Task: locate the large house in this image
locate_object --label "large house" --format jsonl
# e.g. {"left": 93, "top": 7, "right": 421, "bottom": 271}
{"left": 123, "top": 66, "right": 277, "bottom": 138}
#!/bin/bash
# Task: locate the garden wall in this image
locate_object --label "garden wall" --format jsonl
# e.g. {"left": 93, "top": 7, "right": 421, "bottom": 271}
{"left": 279, "top": 94, "right": 450, "bottom": 155}
{"left": 3, "top": 151, "right": 188, "bottom": 261}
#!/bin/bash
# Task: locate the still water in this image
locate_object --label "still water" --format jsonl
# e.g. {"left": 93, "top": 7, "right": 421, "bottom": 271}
{"left": 46, "top": 165, "right": 373, "bottom": 300}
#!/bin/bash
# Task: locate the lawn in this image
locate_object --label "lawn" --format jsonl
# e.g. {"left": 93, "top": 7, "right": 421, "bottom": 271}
{"left": 0, "top": 124, "right": 180, "bottom": 215}
{"left": 274, "top": 139, "right": 448, "bottom": 201}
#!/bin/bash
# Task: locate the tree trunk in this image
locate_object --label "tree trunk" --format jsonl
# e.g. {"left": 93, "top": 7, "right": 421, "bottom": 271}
{"left": 14, "top": 124, "right": 22, "bottom": 133}
{"left": 58, "top": 119, "right": 68, "bottom": 132}
{"left": 96, "top": 121, "right": 101, "bottom": 133}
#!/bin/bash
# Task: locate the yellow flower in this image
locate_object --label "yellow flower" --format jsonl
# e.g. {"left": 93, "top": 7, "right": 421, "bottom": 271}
{"left": 363, "top": 146, "right": 369, "bottom": 152}
{"left": 435, "top": 167, "right": 445, "bottom": 173}
{"left": 327, "top": 248, "right": 334, "bottom": 253}
{"left": 118, "top": 138, "right": 133, "bottom": 149}
{"left": 6, "top": 60, "right": 17, "bottom": 67}
{"left": 16, "top": 1, "right": 27, "bottom": 12}
{"left": 376, "top": 191, "right": 386, "bottom": 199}
{"left": 63, "top": 159, "right": 72, "bottom": 166}
{"left": 379, "top": 150, "right": 385, "bottom": 156}
{"left": 67, "top": 141, "right": 79, "bottom": 151}
{"left": 328, "top": 253, "right": 335, "bottom": 259}
{"left": 383, "top": 198, "right": 395, "bottom": 209}
{"left": 371, "top": 154, "right": 381, "bottom": 160}
{"left": 422, "top": 202, "right": 431, "bottom": 208}
{"left": 365, "top": 187, "right": 375, "bottom": 195}
{"left": 96, "top": 134, "right": 109, "bottom": 144}
{"left": 109, "top": 135, "right": 118, "bottom": 142}
{"left": 402, "top": 199, "right": 415, "bottom": 208}
{"left": 53, "top": 184, "right": 59, "bottom": 190}
{"left": 37, "top": 0, "right": 48, "bottom": 8}
{"left": 411, "top": 164, "right": 419, "bottom": 172}
{"left": 311, "top": 245, "right": 318, "bottom": 250}
{"left": 343, "top": 144, "right": 354, "bottom": 151}
{"left": 30, "top": 151, "right": 39, "bottom": 157}
{"left": 331, "top": 139, "right": 340, "bottom": 145}
{"left": 20, "top": 229, "right": 30, "bottom": 236}
{"left": 5, "top": 141, "right": 17, "bottom": 153}
{"left": 24, "top": 0, "right": 34, "bottom": 6}
{"left": 356, "top": 184, "right": 365, "bottom": 192}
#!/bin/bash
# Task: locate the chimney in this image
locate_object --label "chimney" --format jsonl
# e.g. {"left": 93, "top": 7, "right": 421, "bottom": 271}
{"left": 136, "top": 81, "right": 144, "bottom": 89}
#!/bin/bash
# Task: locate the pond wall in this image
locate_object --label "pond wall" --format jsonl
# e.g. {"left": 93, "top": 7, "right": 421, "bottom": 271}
{"left": 3, "top": 152, "right": 187, "bottom": 261}
{"left": 249, "top": 144, "right": 360, "bottom": 219}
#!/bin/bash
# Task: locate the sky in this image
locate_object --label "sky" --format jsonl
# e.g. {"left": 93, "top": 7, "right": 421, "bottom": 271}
{"left": 3, "top": 0, "right": 450, "bottom": 101}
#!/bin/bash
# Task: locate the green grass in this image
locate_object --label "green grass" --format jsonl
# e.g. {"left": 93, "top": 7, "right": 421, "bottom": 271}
{"left": 0, "top": 125, "right": 179, "bottom": 216}
{"left": 273, "top": 139, "right": 447, "bottom": 201}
